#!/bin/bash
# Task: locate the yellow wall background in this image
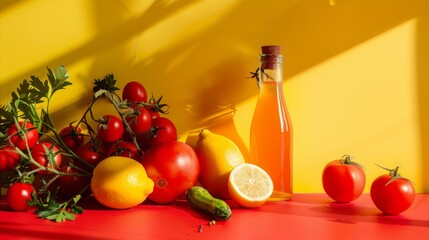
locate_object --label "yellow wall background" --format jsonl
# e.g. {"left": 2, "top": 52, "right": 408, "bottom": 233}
{"left": 1, "top": 0, "right": 428, "bottom": 193}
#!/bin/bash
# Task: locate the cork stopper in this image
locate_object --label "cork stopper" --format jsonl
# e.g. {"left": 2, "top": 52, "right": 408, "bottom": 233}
{"left": 261, "top": 45, "right": 281, "bottom": 55}
{"left": 260, "top": 45, "right": 282, "bottom": 69}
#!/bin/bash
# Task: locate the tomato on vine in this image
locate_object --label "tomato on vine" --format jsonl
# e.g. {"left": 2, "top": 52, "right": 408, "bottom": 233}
{"left": 142, "top": 117, "right": 177, "bottom": 147}
{"left": 0, "top": 146, "right": 20, "bottom": 172}
{"left": 97, "top": 115, "right": 124, "bottom": 143}
{"left": 370, "top": 165, "right": 415, "bottom": 215}
{"left": 57, "top": 166, "right": 91, "bottom": 198}
{"left": 59, "top": 125, "right": 85, "bottom": 151}
{"left": 126, "top": 106, "right": 152, "bottom": 135}
{"left": 322, "top": 155, "right": 366, "bottom": 203}
{"left": 30, "top": 142, "right": 62, "bottom": 174}
{"left": 7, "top": 121, "right": 39, "bottom": 151}
{"left": 145, "top": 107, "right": 161, "bottom": 119}
{"left": 122, "top": 81, "right": 148, "bottom": 104}
{"left": 6, "top": 182, "right": 36, "bottom": 212}
{"left": 107, "top": 140, "right": 139, "bottom": 159}
{"left": 75, "top": 141, "right": 106, "bottom": 171}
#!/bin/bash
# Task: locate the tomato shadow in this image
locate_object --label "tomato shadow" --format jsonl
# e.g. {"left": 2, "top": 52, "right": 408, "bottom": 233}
{"left": 258, "top": 194, "right": 429, "bottom": 228}
{"left": 0, "top": 198, "right": 11, "bottom": 212}
{"left": 313, "top": 202, "right": 429, "bottom": 227}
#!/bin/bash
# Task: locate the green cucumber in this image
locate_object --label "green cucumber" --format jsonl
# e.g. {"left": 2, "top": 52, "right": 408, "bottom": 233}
{"left": 186, "top": 186, "right": 232, "bottom": 220}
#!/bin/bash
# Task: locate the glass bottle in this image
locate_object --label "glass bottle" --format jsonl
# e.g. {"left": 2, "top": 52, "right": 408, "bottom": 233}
{"left": 249, "top": 45, "right": 293, "bottom": 201}
{"left": 185, "top": 104, "right": 250, "bottom": 162}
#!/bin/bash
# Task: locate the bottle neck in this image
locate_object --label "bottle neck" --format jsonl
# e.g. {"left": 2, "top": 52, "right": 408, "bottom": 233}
{"left": 259, "top": 54, "right": 283, "bottom": 83}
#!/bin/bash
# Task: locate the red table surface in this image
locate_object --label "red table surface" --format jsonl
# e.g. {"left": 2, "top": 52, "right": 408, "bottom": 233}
{"left": 0, "top": 193, "right": 428, "bottom": 240}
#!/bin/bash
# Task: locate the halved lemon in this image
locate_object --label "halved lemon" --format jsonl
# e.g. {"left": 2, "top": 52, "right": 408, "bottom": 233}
{"left": 227, "top": 163, "right": 273, "bottom": 208}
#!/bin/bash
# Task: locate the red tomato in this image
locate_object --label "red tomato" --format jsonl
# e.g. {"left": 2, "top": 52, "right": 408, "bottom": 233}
{"left": 126, "top": 106, "right": 152, "bottom": 135}
{"left": 107, "top": 140, "right": 139, "bottom": 159}
{"left": 145, "top": 107, "right": 161, "bottom": 119}
{"left": 322, "top": 155, "right": 366, "bottom": 203}
{"left": 59, "top": 125, "right": 85, "bottom": 151}
{"left": 122, "top": 81, "right": 148, "bottom": 104}
{"left": 145, "top": 117, "right": 177, "bottom": 147}
{"left": 30, "top": 142, "right": 62, "bottom": 174}
{"left": 57, "top": 166, "right": 91, "bottom": 198}
{"left": 140, "top": 141, "right": 200, "bottom": 204}
{"left": 97, "top": 115, "right": 124, "bottom": 143}
{"left": 6, "top": 182, "right": 35, "bottom": 212}
{"left": 7, "top": 121, "right": 39, "bottom": 150}
{"left": 0, "top": 150, "right": 11, "bottom": 172}
{"left": 370, "top": 166, "right": 415, "bottom": 215}
{"left": 0, "top": 146, "right": 20, "bottom": 172}
{"left": 75, "top": 141, "right": 106, "bottom": 170}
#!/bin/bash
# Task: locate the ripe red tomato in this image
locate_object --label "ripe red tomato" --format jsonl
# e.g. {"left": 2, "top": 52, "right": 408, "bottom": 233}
{"left": 122, "top": 81, "right": 148, "bottom": 104}
{"left": 57, "top": 166, "right": 91, "bottom": 198}
{"left": 144, "top": 117, "right": 177, "bottom": 147}
{"left": 0, "top": 150, "right": 12, "bottom": 172}
{"left": 370, "top": 166, "right": 415, "bottom": 215}
{"left": 140, "top": 141, "right": 200, "bottom": 204}
{"left": 59, "top": 125, "right": 85, "bottom": 151}
{"left": 0, "top": 146, "right": 20, "bottom": 172}
{"left": 145, "top": 107, "right": 161, "bottom": 119}
{"left": 6, "top": 182, "right": 35, "bottom": 212}
{"left": 7, "top": 121, "right": 39, "bottom": 150}
{"left": 322, "top": 155, "right": 366, "bottom": 203}
{"left": 126, "top": 106, "right": 152, "bottom": 135}
{"left": 107, "top": 140, "right": 139, "bottom": 159}
{"left": 30, "top": 142, "right": 62, "bottom": 174}
{"left": 97, "top": 115, "right": 124, "bottom": 143}
{"left": 75, "top": 141, "right": 106, "bottom": 170}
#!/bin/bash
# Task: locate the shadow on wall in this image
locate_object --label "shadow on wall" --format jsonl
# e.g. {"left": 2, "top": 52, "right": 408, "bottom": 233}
{"left": 0, "top": 0, "right": 427, "bottom": 190}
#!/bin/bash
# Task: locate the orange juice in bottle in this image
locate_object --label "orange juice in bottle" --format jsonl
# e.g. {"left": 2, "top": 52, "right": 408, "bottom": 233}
{"left": 250, "top": 45, "right": 293, "bottom": 201}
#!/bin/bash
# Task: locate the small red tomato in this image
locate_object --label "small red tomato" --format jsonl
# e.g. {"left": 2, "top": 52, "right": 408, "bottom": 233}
{"left": 126, "top": 106, "right": 152, "bottom": 135}
{"left": 57, "top": 166, "right": 91, "bottom": 198}
{"left": 0, "top": 146, "right": 20, "bottom": 172}
{"left": 122, "top": 81, "right": 148, "bottom": 104}
{"left": 75, "top": 141, "right": 106, "bottom": 170}
{"left": 7, "top": 121, "right": 39, "bottom": 150}
{"left": 370, "top": 166, "right": 415, "bottom": 215}
{"left": 145, "top": 117, "right": 177, "bottom": 147}
{"left": 97, "top": 115, "right": 124, "bottom": 143}
{"left": 107, "top": 140, "right": 139, "bottom": 159}
{"left": 145, "top": 107, "right": 161, "bottom": 119}
{"left": 6, "top": 182, "right": 35, "bottom": 212}
{"left": 322, "top": 155, "right": 366, "bottom": 203}
{"left": 59, "top": 125, "right": 85, "bottom": 151}
{"left": 0, "top": 151, "right": 11, "bottom": 172}
{"left": 30, "top": 142, "right": 62, "bottom": 174}
{"left": 140, "top": 141, "right": 200, "bottom": 204}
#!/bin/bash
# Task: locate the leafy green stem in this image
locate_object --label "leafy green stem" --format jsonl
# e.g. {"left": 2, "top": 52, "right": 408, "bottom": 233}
{"left": 30, "top": 192, "right": 84, "bottom": 222}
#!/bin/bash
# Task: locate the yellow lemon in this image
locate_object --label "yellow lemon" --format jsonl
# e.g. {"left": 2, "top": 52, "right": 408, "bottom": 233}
{"left": 228, "top": 163, "right": 273, "bottom": 208}
{"left": 194, "top": 129, "right": 245, "bottom": 199}
{"left": 91, "top": 156, "right": 154, "bottom": 209}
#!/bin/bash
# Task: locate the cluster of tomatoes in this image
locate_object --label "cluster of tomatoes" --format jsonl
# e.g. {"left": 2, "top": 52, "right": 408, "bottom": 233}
{"left": 1, "top": 81, "right": 200, "bottom": 211}
{"left": 322, "top": 155, "right": 415, "bottom": 215}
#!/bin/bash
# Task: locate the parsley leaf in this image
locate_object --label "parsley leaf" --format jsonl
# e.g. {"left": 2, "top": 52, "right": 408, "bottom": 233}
{"left": 47, "top": 66, "right": 71, "bottom": 97}
{"left": 29, "top": 192, "right": 84, "bottom": 223}
{"left": 12, "top": 79, "right": 44, "bottom": 104}
{"left": 29, "top": 75, "right": 50, "bottom": 99}
{"left": 0, "top": 66, "right": 72, "bottom": 131}
{"left": 93, "top": 74, "right": 120, "bottom": 93}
